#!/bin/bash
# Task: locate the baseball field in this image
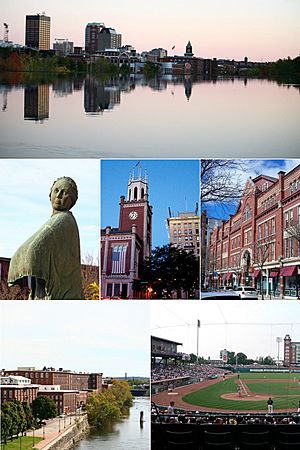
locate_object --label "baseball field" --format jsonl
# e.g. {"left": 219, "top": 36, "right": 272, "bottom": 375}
{"left": 153, "top": 372, "right": 300, "bottom": 412}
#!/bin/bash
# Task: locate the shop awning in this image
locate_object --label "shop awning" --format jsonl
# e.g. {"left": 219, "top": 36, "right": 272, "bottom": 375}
{"left": 280, "top": 266, "right": 298, "bottom": 277}
{"left": 270, "top": 271, "right": 279, "bottom": 278}
{"left": 253, "top": 269, "right": 261, "bottom": 279}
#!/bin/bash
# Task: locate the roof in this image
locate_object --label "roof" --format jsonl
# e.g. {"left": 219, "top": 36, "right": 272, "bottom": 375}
{"left": 151, "top": 335, "right": 182, "bottom": 346}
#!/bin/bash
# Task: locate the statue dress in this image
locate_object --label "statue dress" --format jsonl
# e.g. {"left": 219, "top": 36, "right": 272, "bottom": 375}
{"left": 8, "top": 211, "right": 83, "bottom": 300}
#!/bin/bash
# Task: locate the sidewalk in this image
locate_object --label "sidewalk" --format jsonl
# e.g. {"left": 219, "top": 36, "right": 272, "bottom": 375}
{"left": 257, "top": 294, "right": 299, "bottom": 300}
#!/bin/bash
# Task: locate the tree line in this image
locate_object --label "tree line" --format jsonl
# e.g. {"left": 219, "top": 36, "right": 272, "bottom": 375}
{"left": 1, "top": 396, "right": 57, "bottom": 445}
{"left": 86, "top": 379, "right": 133, "bottom": 428}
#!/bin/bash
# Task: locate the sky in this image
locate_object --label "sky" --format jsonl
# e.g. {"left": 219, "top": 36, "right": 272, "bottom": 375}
{"left": 203, "top": 158, "right": 300, "bottom": 220}
{"left": 0, "top": 159, "right": 99, "bottom": 261}
{"left": 151, "top": 301, "right": 300, "bottom": 362}
{"left": 2, "top": 0, "right": 300, "bottom": 61}
{"left": 101, "top": 159, "right": 199, "bottom": 248}
{"left": 0, "top": 301, "right": 150, "bottom": 377}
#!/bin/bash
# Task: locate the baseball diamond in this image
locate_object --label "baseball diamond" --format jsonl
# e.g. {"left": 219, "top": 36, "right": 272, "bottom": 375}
{"left": 152, "top": 373, "right": 300, "bottom": 412}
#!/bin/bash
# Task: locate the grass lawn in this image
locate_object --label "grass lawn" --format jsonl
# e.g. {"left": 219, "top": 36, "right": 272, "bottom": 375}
{"left": 182, "top": 375, "right": 299, "bottom": 411}
{"left": 240, "top": 372, "right": 298, "bottom": 380}
{"left": 1, "top": 436, "right": 43, "bottom": 450}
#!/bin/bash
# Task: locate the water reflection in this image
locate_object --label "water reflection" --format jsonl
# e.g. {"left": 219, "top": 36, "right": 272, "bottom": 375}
{"left": 0, "top": 73, "right": 299, "bottom": 158}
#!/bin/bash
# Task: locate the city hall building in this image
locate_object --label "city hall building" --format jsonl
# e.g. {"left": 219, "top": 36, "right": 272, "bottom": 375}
{"left": 101, "top": 169, "right": 152, "bottom": 299}
{"left": 207, "top": 164, "right": 300, "bottom": 298}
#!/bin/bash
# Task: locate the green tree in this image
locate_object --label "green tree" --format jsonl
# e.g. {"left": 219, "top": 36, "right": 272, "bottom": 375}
{"left": 86, "top": 390, "right": 121, "bottom": 427}
{"left": 143, "top": 61, "right": 161, "bottom": 78}
{"left": 1, "top": 410, "right": 12, "bottom": 444}
{"left": 2, "top": 401, "right": 20, "bottom": 440}
{"left": 32, "top": 395, "right": 57, "bottom": 421}
{"left": 111, "top": 379, "right": 133, "bottom": 408}
{"left": 236, "top": 352, "right": 248, "bottom": 365}
{"left": 138, "top": 244, "right": 199, "bottom": 298}
{"left": 22, "top": 401, "right": 36, "bottom": 429}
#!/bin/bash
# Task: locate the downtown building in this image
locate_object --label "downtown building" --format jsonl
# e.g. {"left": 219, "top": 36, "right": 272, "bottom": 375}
{"left": 206, "top": 164, "right": 300, "bottom": 298}
{"left": 25, "top": 14, "right": 51, "bottom": 50}
{"left": 283, "top": 334, "right": 300, "bottom": 367}
{"left": 85, "top": 22, "right": 105, "bottom": 54}
{"left": 167, "top": 211, "right": 200, "bottom": 257}
{"left": 101, "top": 168, "right": 152, "bottom": 299}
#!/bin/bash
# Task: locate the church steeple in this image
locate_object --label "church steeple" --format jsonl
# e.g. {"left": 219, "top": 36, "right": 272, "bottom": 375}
{"left": 127, "top": 166, "right": 148, "bottom": 201}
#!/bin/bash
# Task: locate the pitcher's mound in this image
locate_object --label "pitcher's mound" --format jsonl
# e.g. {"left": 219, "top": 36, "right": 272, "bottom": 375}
{"left": 221, "top": 393, "right": 270, "bottom": 401}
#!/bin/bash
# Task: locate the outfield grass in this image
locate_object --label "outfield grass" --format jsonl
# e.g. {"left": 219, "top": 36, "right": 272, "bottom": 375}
{"left": 247, "top": 382, "right": 300, "bottom": 396}
{"left": 182, "top": 375, "right": 299, "bottom": 411}
{"left": 240, "top": 372, "right": 299, "bottom": 380}
{"left": 1, "top": 436, "right": 43, "bottom": 450}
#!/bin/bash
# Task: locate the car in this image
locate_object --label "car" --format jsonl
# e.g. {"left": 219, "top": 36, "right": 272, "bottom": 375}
{"left": 201, "top": 291, "right": 240, "bottom": 300}
{"left": 222, "top": 286, "right": 234, "bottom": 291}
{"left": 234, "top": 286, "right": 258, "bottom": 299}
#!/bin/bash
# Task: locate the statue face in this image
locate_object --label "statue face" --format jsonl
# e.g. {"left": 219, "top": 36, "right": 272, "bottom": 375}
{"left": 50, "top": 179, "right": 73, "bottom": 212}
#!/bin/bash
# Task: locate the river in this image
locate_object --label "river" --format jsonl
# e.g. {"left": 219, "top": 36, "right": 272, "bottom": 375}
{"left": 74, "top": 397, "right": 150, "bottom": 450}
{"left": 0, "top": 74, "right": 299, "bottom": 158}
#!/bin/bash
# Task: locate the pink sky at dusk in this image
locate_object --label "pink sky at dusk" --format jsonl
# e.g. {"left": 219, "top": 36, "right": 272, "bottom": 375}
{"left": 2, "top": 0, "right": 300, "bottom": 61}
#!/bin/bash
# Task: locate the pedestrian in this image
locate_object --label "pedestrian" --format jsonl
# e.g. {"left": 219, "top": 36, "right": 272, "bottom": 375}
{"left": 267, "top": 397, "right": 274, "bottom": 413}
{"left": 297, "top": 400, "right": 300, "bottom": 413}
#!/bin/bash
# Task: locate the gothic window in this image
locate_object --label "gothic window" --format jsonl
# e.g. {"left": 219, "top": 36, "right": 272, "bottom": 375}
{"left": 129, "top": 189, "right": 131, "bottom": 201}
{"left": 134, "top": 187, "right": 138, "bottom": 200}
{"left": 141, "top": 188, "right": 144, "bottom": 198}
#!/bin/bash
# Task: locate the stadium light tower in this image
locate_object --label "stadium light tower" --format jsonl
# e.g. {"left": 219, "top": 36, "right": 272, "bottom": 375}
{"left": 196, "top": 320, "right": 200, "bottom": 364}
{"left": 276, "top": 337, "right": 282, "bottom": 366}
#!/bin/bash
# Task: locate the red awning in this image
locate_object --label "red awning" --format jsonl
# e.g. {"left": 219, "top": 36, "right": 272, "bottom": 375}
{"left": 270, "top": 271, "right": 279, "bottom": 278}
{"left": 226, "top": 273, "right": 233, "bottom": 281}
{"left": 280, "top": 266, "right": 298, "bottom": 277}
{"left": 253, "top": 269, "right": 261, "bottom": 279}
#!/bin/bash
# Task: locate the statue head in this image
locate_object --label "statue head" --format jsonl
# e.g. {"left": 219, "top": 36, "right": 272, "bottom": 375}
{"left": 49, "top": 177, "right": 78, "bottom": 213}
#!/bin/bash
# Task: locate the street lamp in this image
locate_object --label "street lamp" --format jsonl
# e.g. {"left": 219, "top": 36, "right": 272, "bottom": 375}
{"left": 32, "top": 428, "right": 35, "bottom": 448}
{"left": 276, "top": 337, "right": 282, "bottom": 366}
{"left": 43, "top": 424, "right": 45, "bottom": 440}
{"left": 196, "top": 320, "right": 200, "bottom": 363}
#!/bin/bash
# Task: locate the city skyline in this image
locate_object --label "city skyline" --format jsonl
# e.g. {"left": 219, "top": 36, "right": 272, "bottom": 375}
{"left": 2, "top": 0, "right": 300, "bottom": 61}
{"left": 101, "top": 159, "right": 199, "bottom": 249}
{"left": 151, "top": 301, "right": 300, "bottom": 361}
{"left": 0, "top": 301, "right": 150, "bottom": 377}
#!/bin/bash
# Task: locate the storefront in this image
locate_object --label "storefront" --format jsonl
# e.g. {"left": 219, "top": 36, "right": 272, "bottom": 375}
{"left": 280, "top": 265, "right": 299, "bottom": 298}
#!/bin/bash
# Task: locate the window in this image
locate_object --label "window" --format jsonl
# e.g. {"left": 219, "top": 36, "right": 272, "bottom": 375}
{"left": 258, "top": 225, "right": 262, "bottom": 240}
{"left": 114, "top": 284, "right": 120, "bottom": 297}
{"left": 271, "top": 242, "right": 275, "bottom": 261}
{"left": 290, "top": 209, "right": 293, "bottom": 225}
{"left": 271, "top": 218, "right": 275, "bottom": 234}
{"left": 285, "top": 238, "right": 289, "bottom": 258}
{"left": 107, "top": 284, "right": 113, "bottom": 297}
{"left": 290, "top": 237, "right": 294, "bottom": 257}
{"left": 264, "top": 222, "right": 268, "bottom": 237}
{"left": 285, "top": 212, "right": 289, "bottom": 228}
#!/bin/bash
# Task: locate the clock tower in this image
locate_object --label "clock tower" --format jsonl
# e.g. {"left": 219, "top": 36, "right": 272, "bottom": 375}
{"left": 119, "top": 168, "right": 152, "bottom": 260}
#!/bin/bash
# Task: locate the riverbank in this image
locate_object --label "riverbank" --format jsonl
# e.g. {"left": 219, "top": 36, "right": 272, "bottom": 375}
{"left": 26, "top": 415, "right": 89, "bottom": 450}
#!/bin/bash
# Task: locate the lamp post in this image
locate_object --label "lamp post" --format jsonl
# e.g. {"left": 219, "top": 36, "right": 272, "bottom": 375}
{"left": 58, "top": 417, "right": 61, "bottom": 433}
{"left": 32, "top": 428, "right": 35, "bottom": 448}
{"left": 276, "top": 337, "right": 282, "bottom": 366}
{"left": 43, "top": 424, "right": 45, "bottom": 440}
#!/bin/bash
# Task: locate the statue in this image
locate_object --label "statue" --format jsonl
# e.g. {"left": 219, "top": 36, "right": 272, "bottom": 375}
{"left": 8, "top": 177, "right": 83, "bottom": 299}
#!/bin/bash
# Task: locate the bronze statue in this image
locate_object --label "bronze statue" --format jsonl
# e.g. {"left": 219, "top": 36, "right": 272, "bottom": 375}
{"left": 8, "top": 177, "right": 83, "bottom": 299}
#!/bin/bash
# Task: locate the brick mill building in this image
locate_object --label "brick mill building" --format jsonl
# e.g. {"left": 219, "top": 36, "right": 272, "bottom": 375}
{"left": 2, "top": 367, "right": 103, "bottom": 413}
{"left": 207, "top": 164, "right": 300, "bottom": 298}
{"left": 101, "top": 168, "right": 152, "bottom": 299}
{"left": 284, "top": 334, "right": 300, "bottom": 367}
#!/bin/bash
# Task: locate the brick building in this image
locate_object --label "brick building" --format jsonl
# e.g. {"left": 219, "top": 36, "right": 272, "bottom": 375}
{"left": 207, "top": 164, "right": 300, "bottom": 297}
{"left": 0, "top": 376, "right": 39, "bottom": 405}
{"left": 284, "top": 334, "right": 300, "bottom": 366}
{"left": 4, "top": 367, "right": 102, "bottom": 392}
{"left": 101, "top": 168, "right": 152, "bottom": 299}
{"left": 37, "top": 388, "right": 88, "bottom": 414}
{"left": 167, "top": 211, "right": 200, "bottom": 257}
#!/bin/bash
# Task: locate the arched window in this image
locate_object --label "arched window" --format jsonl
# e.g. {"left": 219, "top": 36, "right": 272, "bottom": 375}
{"left": 129, "top": 189, "right": 131, "bottom": 201}
{"left": 134, "top": 187, "right": 138, "bottom": 200}
{"left": 141, "top": 188, "right": 144, "bottom": 199}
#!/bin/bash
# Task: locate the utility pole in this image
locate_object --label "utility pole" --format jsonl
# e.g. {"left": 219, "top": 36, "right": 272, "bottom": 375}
{"left": 196, "top": 320, "right": 200, "bottom": 363}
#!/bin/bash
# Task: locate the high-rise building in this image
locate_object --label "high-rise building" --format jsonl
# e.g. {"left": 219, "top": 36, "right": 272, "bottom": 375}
{"left": 25, "top": 14, "right": 50, "bottom": 50}
{"left": 101, "top": 167, "right": 152, "bottom": 299}
{"left": 284, "top": 334, "right": 300, "bottom": 366}
{"left": 98, "top": 27, "right": 121, "bottom": 51}
{"left": 167, "top": 211, "right": 200, "bottom": 257}
{"left": 85, "top": 22, "right": 104, "bottom": 54}
{"left": 53, "top": 39, "right": 73, "bottom": 56}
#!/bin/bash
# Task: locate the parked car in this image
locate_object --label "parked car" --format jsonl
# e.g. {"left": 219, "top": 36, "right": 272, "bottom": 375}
{"left": 222, "top": 286, "right": 234, "bottom": 291}
{"left": 201, "top": 291, "right": 240, "bottom": 300}
{"left": 234, "top": 286, "right": 258, "bottom": 299}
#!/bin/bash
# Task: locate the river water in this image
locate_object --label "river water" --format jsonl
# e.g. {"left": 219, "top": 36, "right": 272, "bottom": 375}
{"left": 0, "top": 74, "right": 299, "bottom": 158}
{"left": 74, "top": 397, "right": 150, "bottom": 450}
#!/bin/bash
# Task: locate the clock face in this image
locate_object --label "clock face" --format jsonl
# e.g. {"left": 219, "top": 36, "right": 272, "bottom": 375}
{"left": 129, "top": 211, "right": 138, "bottom": 220}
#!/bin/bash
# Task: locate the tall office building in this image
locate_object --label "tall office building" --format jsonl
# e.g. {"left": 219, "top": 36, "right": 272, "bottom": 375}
{"left": 98, "top": 28, "right": 122, "bottom": 51}
{"left": 25, "top": 14, "right": 51, "bottom": 50}
{"left": 85, "top": 22, "right": 105, "bottom": 54}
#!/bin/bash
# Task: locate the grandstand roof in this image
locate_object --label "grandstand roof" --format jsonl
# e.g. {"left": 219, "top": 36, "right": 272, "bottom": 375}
{"left": 151, "top": 336, "right": 183, "bottom": 346}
